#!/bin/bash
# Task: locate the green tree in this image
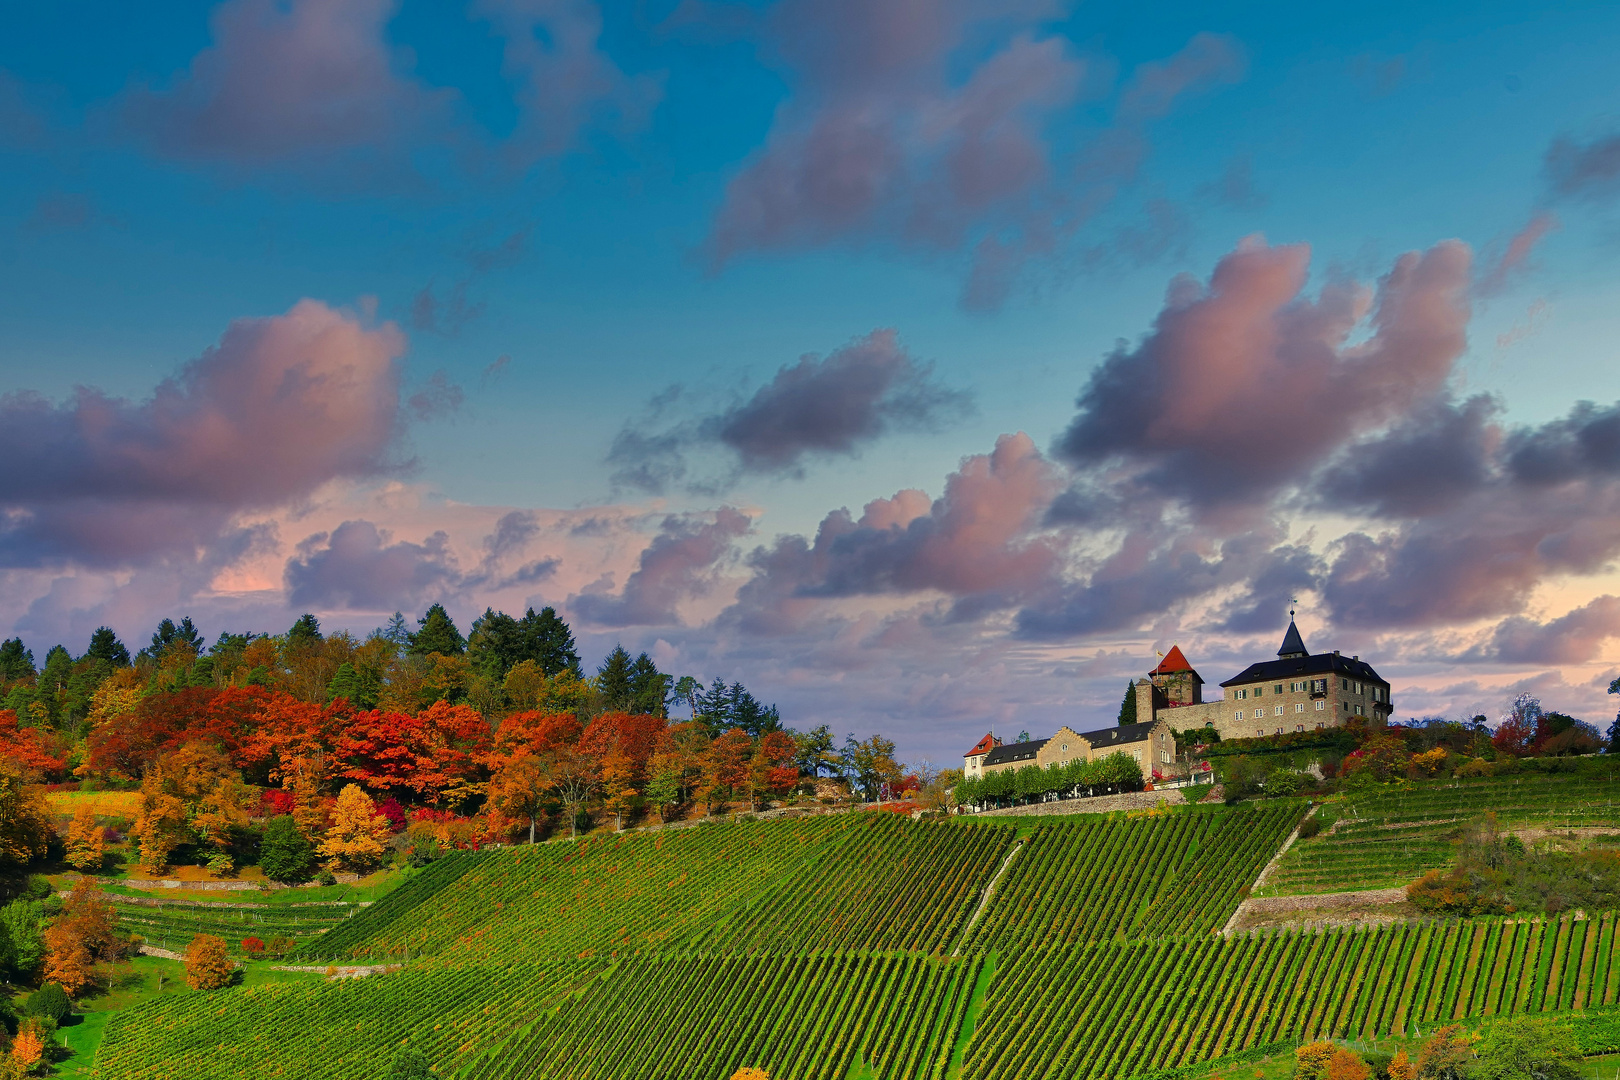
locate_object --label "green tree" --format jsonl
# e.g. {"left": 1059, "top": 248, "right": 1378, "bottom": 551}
{"left": 327, "top": 662, "right": 379, "bottom": 709}
{"left": 0, "top": 639, "right": 32, "bottom": 682}
{"left": 287, "top": 614, "right": 323, "bottom": 647}
{"left": 1473, "top": 1017, "right": 1577, "bottom": 1080}
{"left": 793, "top": 725, "right": 840, "bottom": 778}
{"left": 84, "top": 627, "right": 130, "bottom": 667}
{"left": 22, "top": 983, "right": 69, "bottom": 1025}
{"left": 409, "top": 605, "right": 465, "bottom": 657}
{"left": 379, "top": 612, "right": 412, "bottom": 651}
{"left": 1117, "top": 681, "right": 1138, "bottom": 726}
{"left": 259, "top": 815, "right": 316, "bottom": 884}
{"left": 1608, "top": 676, "right": 1620, "bottom": 754}
{"left": 596, "top": 646, "right": 634, "bottom": 710}
{"left": 0, "top": 901, "right": 45, "bottom": 980}
{"left": 524, "top": 606, "right": 580, "bottom": 676}
{"left": 467, "top": 608, "right": 521, "bottom": 680}
{"left": 384, "top": 1045, "right": 440, "bottom": 1080}
{"left": 672, "top": 675, "right": 701, "bottom": 719}
{"left": 142, "top": 617, "right": 204, "bottom": 660}
{"left": 840, "top": 734, "right": 902, "bottom": 801}
{"left": 628, "top": 653, "right": 671, "bottom": 717}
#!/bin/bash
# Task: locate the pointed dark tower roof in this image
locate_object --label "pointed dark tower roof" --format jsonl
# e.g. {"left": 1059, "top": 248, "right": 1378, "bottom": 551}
{"left": 1277, "top": 617, "right": 1308, "bottom": 660}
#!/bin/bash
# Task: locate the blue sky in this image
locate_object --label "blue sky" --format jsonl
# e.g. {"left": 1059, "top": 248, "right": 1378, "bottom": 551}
{"left": 3, "top": 0, "right": 1620, "bottom": 759}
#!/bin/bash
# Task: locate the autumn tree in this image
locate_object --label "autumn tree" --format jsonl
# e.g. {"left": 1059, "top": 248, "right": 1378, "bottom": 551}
{"left": 1295, "top": 1042, "right": 1337, "bottom": 1080}
{"left": 545, "top": 747, "right": 598, "bottom": 839}
{"left": 63, "top": 804, "right": 104, "bottom": 872}
{"left": 318, "top": 785, "right": 391, "bottom": 873}
{"left": 502, "top": 663, "right": 589, "bottom": 715}
{"left": 8, "top": 1023, "right": 43, "bottom": 1073}
{"left": 730, "top": 1070, "right": 770, "bottom": 1080}
{"left": 335, "top": 700, "right": 489, "bottom": 806}
{"left": 1416, "top": 1025, "right": 1475, "bottom": 1080}
{"left": 701, "top": 729, "right": 753, "bottom": 814}
{"left": 130, "top": 742, "right": 249, "bottom": 872}
{"left": 43, "top": 879, "right": 119, "bottom": 996}
{"left": 0, "top": 760, "right": 52, "bottom": 880}
{"left": 184, "top": 933, "right": 233, "bottom": 990}
{"left": 486, "top": 754, "right": 552, "bottom": 844}
{"left": 1387, "top": 1049, "right": 1416, "bottom": 1080}
{"left": 1325, "top": 1048, "right": 1371, "bottom": 1080}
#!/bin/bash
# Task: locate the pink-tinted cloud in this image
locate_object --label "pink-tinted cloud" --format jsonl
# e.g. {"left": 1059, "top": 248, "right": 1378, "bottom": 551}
{"left": 572, "top": 508, "right": 752, "bottom": 626}
{"left": 706, "top": 9, "right": 1246, "bottom": 309}
{"left": 1477, "top": 213, "right": 1557, "bottom": 296}
{"left": 1054, "top": 237, "right": 1472, "bottom": 507}
{"left": 724, "top": 433, "right": 1063, "bottom": 632}
{"left": 1483, "top": 597, "right": 1620, "bottom": 665}
{"left": 0, "top": 299, "right": 406, "bottom": 567}
{"left": 285, "top": 521, "right": 459, "bottom": 610}
{"left": 117, "top": 0, "right": 453, "bottom": 169}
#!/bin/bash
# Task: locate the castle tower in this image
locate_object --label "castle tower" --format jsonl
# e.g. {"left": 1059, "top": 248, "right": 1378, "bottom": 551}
{"left": 1149, "top": 645, "right": 1203, "bottom": 706}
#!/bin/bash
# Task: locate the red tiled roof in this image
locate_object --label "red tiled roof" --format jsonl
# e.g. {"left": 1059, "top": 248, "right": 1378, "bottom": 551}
{"left": 965, "top": 732, "right": 998, "bottom": 756}
{"left": 1152, "top": 644, "right": 1196, "bottom": 675}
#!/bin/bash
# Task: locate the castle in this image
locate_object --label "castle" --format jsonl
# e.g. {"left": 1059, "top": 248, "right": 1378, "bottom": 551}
{"left": 963, "top": 617, "right": 1391, "bottom": 781}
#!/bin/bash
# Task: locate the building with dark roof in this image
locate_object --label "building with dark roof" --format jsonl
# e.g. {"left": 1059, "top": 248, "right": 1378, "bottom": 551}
{"left": 962, "top": 617, "right": 1390, "bottom": 781}
{"left": 1133, "top": 617, "right": 1391, "bottom": 740}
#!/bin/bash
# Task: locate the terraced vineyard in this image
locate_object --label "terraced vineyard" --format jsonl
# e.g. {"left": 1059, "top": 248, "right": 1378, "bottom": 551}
{"left": 1259, "top": 771, "right": 1620, "bottom": 896}
{"left": 301, "top": 815, "right": 1014, "bottom": 963}
{"left": 99, "top": 785, "right": 1620, "bottom": 1080}
{"left": 113, "top": 898, "right": 355, "bottom": 954}
{"left": 963, "top": 912, "right": 1620, "bottom": 1080}
{"left": 94, "top": 961, "right": 604, "bottom": 1080}
{"left": 966, "top": 803, "right": 1302, "bottom": 950}
{"left": 464, "top": 953, "right": 985, "bottom": 1080}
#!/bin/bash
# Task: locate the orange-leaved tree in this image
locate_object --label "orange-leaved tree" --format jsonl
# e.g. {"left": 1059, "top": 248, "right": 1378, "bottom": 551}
{"left": 43, "top": 878, "right": 120, "bottom": 996}
{"left": 63, "top": 804, "right": 105, "bottom": 872}
{"left": 486, "top": 753, "right": 552, "bottom": 844}
{"left": 1294, "top": 1043, "right": 1336, "bottom": 1080}
{"left": 701, "top": 729, "right": 753, "bottom": 814}
{"left": 184, "top": 933, "right": 233, "bottom": 990}
{"left": 317, "top": 784, "right": 391, "bottom": 873}
{"left": 1387, "top": 1049, "right": 1416, "bottom": 1080}
{"left": 1325, "top": 1048, "right": 1371, "bottom": 1080}
{"left": 730, "top": 1069, "right": 769, "bottom": 1080}
{"left": 0, "top": 759, "right": 52, "bottom": 876}
{"left": 334, "top": 700, "right": 490, "bottom": 807}
{"left": 9, "top": 1021, "right": 44, "bottom": 1071}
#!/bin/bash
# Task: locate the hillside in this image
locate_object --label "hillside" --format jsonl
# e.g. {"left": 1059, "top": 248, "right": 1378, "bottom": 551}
{"left": 91, "top": 781, "right": 1620, "bottom": 1080}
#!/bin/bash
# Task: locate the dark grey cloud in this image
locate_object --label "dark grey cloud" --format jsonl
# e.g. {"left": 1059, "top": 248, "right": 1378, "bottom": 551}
{"left": 608, "top": 329, "right": 972, "bottom": 493}
{"left": 407, "top": 370, "right": 466, "bottom": 421}
{"left": 1545, "top": 132, "right": 1620, "bottom": 202}
{"left": 1505, "top": 400, "right": 1620, "bottom": 485}
{"left": 1314, "top": 395, "right": 1499, "bottom": 518}
{"left": 571, "top": 508, "right": 751, "bottom": 627}
{"left": 285, "top": 520, "right": 460, "bottom": 610}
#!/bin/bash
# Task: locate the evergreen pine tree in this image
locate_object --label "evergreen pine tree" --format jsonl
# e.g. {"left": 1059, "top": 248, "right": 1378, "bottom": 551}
{"left": 467, "top": 608, "right": 521, "bottom": 679}
{"left": 409, "top": 604, "right": 465, "bottom": 657}
{"left": 628, "top": 653, "right": 671, "bottom": 717}
{"left": 287, "top": 614, "right": 323, "bottom": 646}
{"left": 1117, "top": 681, "right": 1138, "bottom": 726}
{"left": 84, "top": 627, "right": 130, "bottom": 667}
{"left": 525, "top": 606, "right": 581, "bottom": 676}
{"left": 326, "top": 662, "right": 378, "bottom": 709}
{"left": 597, "top": 646, "right": 634, "bottom": 710}
{"left": 0, "top": 638, "right": 34, "bottom": 681}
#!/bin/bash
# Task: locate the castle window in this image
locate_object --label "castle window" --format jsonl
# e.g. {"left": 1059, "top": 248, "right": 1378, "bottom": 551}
{"left": 1256, "top": 729, "right": 1264, "bottom": 737}
{"left": 1294, "top": 703, "right": 1305, "bottom": 713}
{"left": 1315, "top": 700, "right": 1326, "bottom": 711}
{"left": 1253, "top": 709, "right": 1263, "bottom": 719}
{"left": 1205, "top": 721, "right": 1214, "bottom": 728}
{"left": 1061, "top": 744, "right": 1068, "bottom": 752}
{"left": 1254, "top": 687, "right": 1263, "bottom": 697}
{"left": 1274, "top": 684, "right": 1284, "bottom": 693}
{"left": 1273, "top": 705, "right": 1284, "bottom": 716}
{"left": 1315, "top": 723, "right": 1325, "bottom": 730}
{"left": 1295, "top": 725, "right": 1304, "bottom": 733}
{"left": 1234, "top": 710, "right": 1243, "bottom": 721}
{"left": 1275, "top": 727, "right": 1284, "bottom": 735}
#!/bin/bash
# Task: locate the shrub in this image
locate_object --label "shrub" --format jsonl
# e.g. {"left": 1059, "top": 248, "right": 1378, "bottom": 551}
{"left": 316, "top": 868, "right": 337, "bottom": 887}
{"left": 1264, "top": 769, "right": 1306, "bottom": 798}
{"left": 1416, "top": 1024, "right": 1474, "bottom": 1080}
{"left": 265, "top": 935, "right": 296, "bottom": 959}
{"left": 1296, "top": 816, "right": 1323, "bottom": 840}
{"left": 1474, "top": 1016, "right": 1578, "bottom": 1080}
{"left": 1454, "top": 757, "right": 1493, "bottom": 778}
{"left": 23, "top": 982, "right": 70, "bottom": 1024}
{"left": 241, "top": 937, "right": 265, "bottom": 957}
{"left": 184, "top": 933, "right": 233, "bottom": 990}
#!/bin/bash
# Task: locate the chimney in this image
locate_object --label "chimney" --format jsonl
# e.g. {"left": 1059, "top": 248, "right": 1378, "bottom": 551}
{"left": 1353, "top": 655, "right": 1359, "bottom": 661}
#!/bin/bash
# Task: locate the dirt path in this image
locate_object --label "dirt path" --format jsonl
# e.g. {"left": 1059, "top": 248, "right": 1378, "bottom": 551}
{"left": 953, "top": 841, "right": 1023, "bottom": 955}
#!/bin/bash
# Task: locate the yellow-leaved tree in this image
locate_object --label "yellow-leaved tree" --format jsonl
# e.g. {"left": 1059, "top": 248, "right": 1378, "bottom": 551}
{"left": 730, "top": 1069, "right": 770, "bottom": 1080}
{"left": 184, "top": 933, "right": 233, "bottom": 990}
{"left": 64, "top": 804, "right": 105, "bottom": 872}
{"left": 317, "top": 784, "right": 391, "bottom": 874}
